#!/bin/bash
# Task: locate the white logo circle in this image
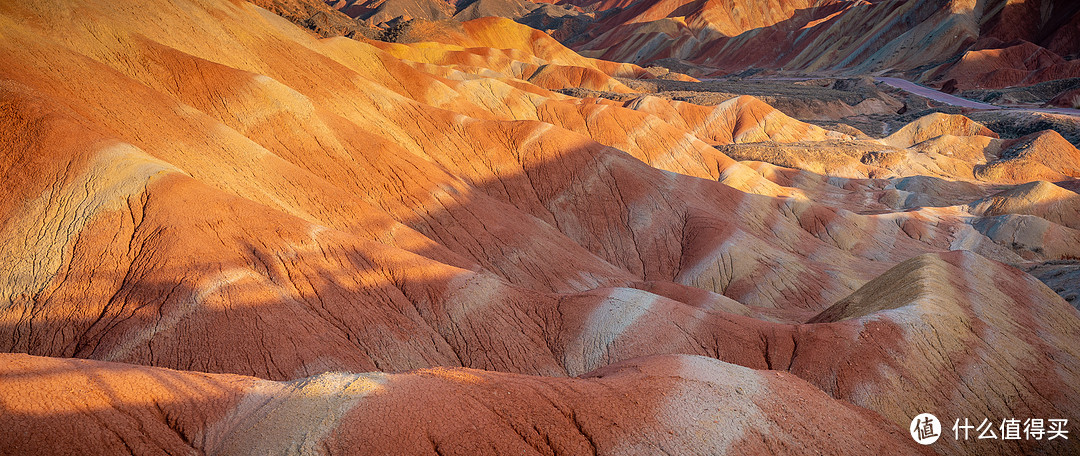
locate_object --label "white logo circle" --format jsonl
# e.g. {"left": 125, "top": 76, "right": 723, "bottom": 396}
{"left": 910, "top": 413, "right": 941, "bottom": 445}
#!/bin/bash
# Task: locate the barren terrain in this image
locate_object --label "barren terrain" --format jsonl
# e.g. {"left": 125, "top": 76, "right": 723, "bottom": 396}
{"left": 2, "top": 0, "right": 1079, "bottom": 454}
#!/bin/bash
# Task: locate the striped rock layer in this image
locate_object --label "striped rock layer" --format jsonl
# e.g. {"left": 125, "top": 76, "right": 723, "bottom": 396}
{"left": 0, "top": 0, "right": 1078, "bottom": 454}
{"left": 569, "top": 0, "right": 1080, "bottom": 87}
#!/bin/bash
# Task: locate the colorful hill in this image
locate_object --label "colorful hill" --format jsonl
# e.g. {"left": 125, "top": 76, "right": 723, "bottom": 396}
{"left": 1, "top": 0, "right": 1079, "bottom": 454}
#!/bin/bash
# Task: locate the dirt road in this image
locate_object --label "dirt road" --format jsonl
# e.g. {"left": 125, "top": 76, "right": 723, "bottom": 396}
{"left": 876, "top": 76, "right": 1080, "bottom": 116}
{"left": 875, "top": 77, "right": 998, "bottom": 109}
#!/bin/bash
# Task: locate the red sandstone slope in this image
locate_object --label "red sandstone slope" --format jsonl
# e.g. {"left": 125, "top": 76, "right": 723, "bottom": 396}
{"left": 934, "top": 40, "right": 1080, "bottom": 90}
{"left": 569, "top": 0, "right": 1080, "bottom": 87}
{"left": 0, "top": 353, "right": 930, "bottom": 455}
{"left": 1, "top": 0, "right": 1079, "bottom": 453}
{"left": 573, "top": 0, "right": 971, "bottom": 70}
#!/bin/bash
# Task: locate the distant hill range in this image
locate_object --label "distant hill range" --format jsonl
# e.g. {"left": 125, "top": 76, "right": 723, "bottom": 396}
{"left": 327, "top": 0, "right": 1080, "bottom": 90}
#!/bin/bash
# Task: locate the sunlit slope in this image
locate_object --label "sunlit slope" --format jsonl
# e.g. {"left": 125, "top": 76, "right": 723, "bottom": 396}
{"left": 0, "top": 0, "right": 961, "bottom": 314}
{"left": 1, "top": 0, "right": 1079, "bottom": 453}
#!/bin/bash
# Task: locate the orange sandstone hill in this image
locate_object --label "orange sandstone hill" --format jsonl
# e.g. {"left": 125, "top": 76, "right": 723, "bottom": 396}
{"left": 0, "top": 0, "right": 1079, "bottom": 454}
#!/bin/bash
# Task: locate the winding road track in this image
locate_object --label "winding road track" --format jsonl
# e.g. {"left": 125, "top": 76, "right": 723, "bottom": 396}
{"left": 875, "top": 76, "right": 1080, "bottom": 116}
